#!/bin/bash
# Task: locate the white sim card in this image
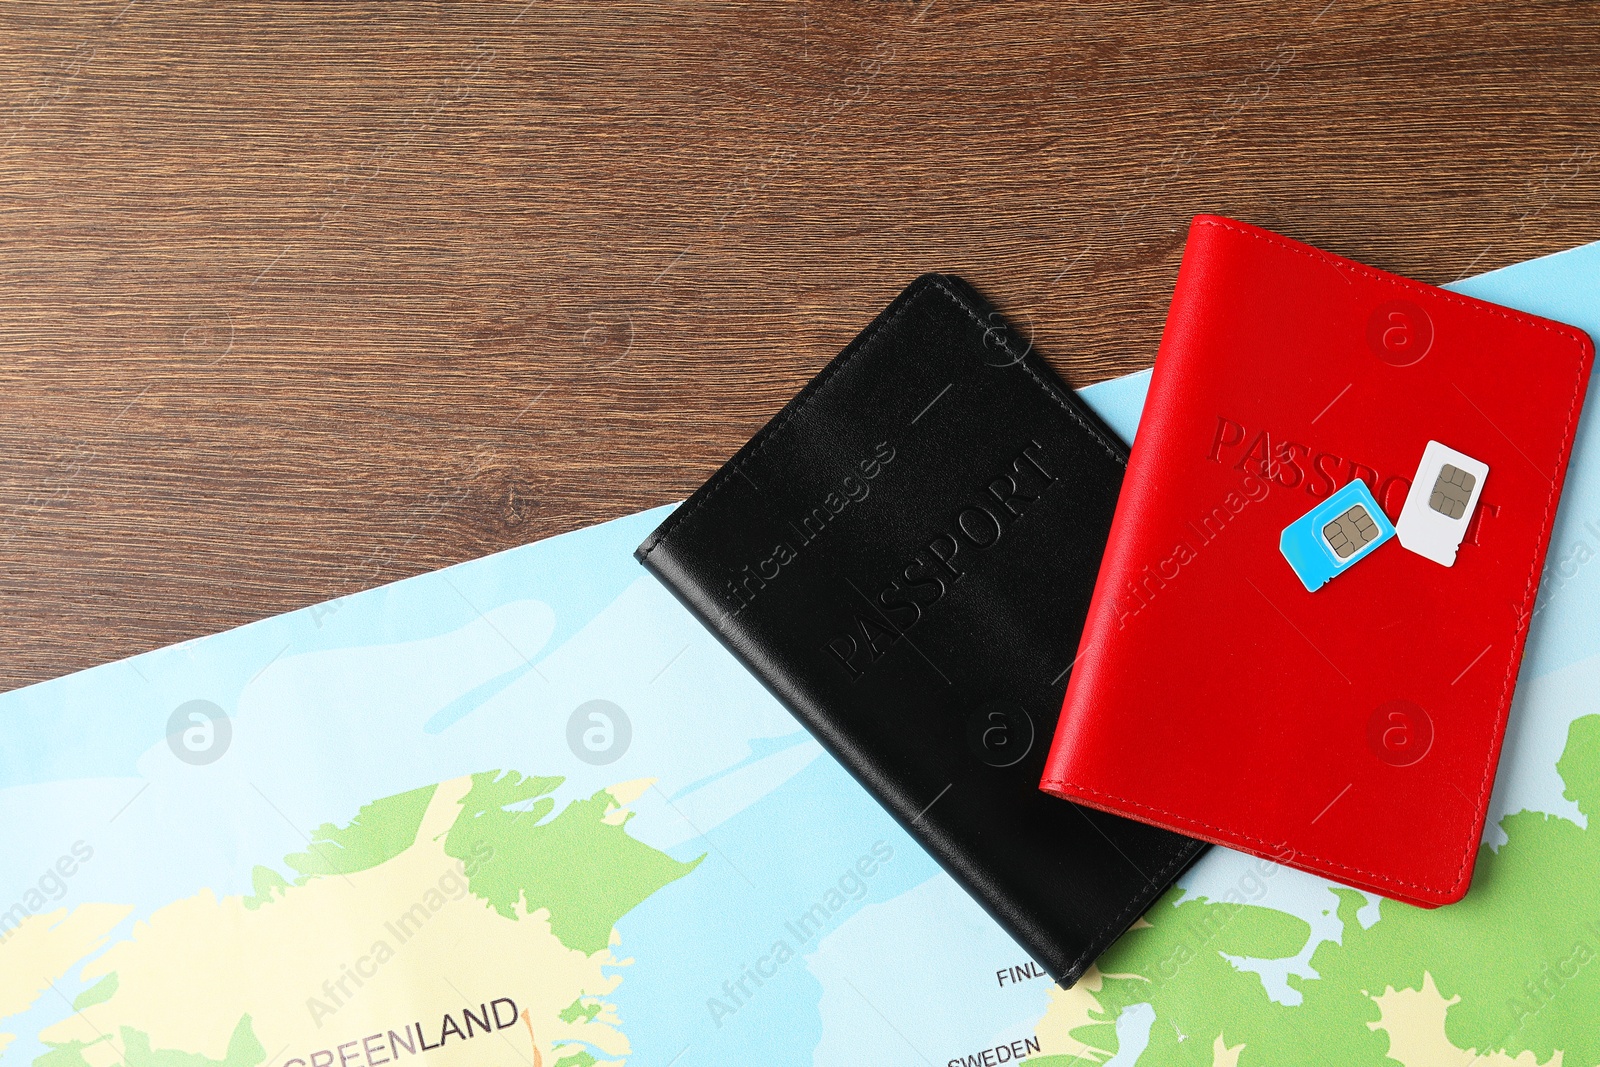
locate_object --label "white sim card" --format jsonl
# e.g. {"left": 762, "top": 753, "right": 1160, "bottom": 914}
{"left": 1395, "top": 441, "right": 1489, "bottom": 567}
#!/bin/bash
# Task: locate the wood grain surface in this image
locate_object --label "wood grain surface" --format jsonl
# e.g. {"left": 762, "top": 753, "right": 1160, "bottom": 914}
{"left": 2, "top": 0, "right": 1598, "bottom": 691}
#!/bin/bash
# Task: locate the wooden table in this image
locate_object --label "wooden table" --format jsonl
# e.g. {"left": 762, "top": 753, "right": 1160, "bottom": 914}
{"left": 2, "top": 0, "right": 1597, "bottom": 691}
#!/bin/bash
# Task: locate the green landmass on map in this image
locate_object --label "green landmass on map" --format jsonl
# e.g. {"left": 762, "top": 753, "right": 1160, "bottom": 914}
{"left": 444, "top": 770, "right": 703, "bottom": 954}
{"left": 70, "top": 975, "right": 118, "bottom": 1013}
{"left": 243, "top": 784, "right": 439, "bottom": 908}
{"left": 27, "top": 770, "right": 701, "bottom": 1067}
{"left": 285, "top": 783, "right": 439, "bottom": 882}
{"left": 1029, "top": 713, "right": 1600, "bottom": 1067}
{"left": 39, "top": 1016, "right": 264, "bottom": 1067}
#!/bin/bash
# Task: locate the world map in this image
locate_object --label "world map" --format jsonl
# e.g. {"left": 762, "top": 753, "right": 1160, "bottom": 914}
{"left": 2, "top": 240, "right": 1599, "bottom": 1066}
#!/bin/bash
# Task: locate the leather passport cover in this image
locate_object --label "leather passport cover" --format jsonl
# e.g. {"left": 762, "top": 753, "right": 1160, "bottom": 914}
{"left": 636, "top": 274, "right": 1206, "bottom": 983}
{"left": 1042, "top": 216, "right": 1595, "bottom": 907}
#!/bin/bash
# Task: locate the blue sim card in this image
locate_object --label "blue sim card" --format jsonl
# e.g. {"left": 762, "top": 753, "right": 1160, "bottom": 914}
{"left": 1279, "top": 480, "right": 1396, "bottom": 592}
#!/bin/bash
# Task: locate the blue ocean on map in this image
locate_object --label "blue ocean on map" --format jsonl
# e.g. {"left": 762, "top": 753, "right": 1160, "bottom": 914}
{"left": 2, "top": 239, "right": 1599, "bottom": 1066}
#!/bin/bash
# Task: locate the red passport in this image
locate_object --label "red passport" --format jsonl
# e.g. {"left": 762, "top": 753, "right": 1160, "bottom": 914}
{"left": 1040, "top": 216, "right": 1594, "bottom": 906}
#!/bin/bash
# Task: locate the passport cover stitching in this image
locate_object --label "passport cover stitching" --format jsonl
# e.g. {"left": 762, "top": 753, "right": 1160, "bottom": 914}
{"left": 924, "top": 278, "right": 1128, "bottom": 466}
{"left": 638, "top": 273, "right": 1206, "bottom": 981}
{"left": 637, "top": 282, "right": 935, "bottom": 560}
{"left": 1185, "top": 219, "right": 1588, "bottom": 894}
{"left": 1058, "top": 832, "right": 1203, "bottom": 976}
{"left": 1043, "top": 217, "right": 1593, "bottom": 902}
{"left": 641, "top": 278, "right": 1127, "bottom": 563}
{"left": 1192, "top": 218, "right": 1592, "bottom": 346}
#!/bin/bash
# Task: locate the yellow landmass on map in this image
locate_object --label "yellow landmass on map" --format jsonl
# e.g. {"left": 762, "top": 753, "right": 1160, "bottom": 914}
{"left": 40, "top": 777, "right": 629, "bottom": 1067}
{"left": 1031, "top": 965, "right": 1112, "bottom": 1062}
{"left": 602, "top": 778, "right": 654, "bottom": 825}
{"left": 1368, "top": 972, "right": 1561, "bottom": 1067}
{"left": 1211, "top": 1032, "right": 1244, "bottom": 1067}
{"left": 0, "top": 903, "right": 132, "bottom": 1057}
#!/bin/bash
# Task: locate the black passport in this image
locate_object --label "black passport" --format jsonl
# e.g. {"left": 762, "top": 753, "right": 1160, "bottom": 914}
{"left": 635, "top": 274, "right": 1205, "bottom": 984}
